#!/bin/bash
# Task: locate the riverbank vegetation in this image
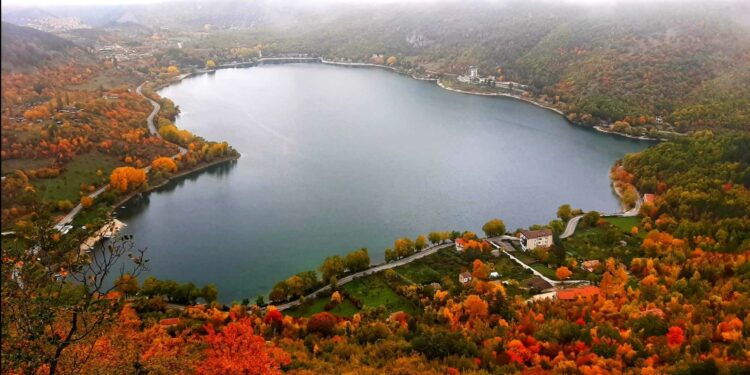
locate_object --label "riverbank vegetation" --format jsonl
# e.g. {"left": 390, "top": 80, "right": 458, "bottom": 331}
{"left": 169, "top": 1, "right": 749, "bottom": 137}
{"left": 0, "top": 27, "right": 238, "bottom": 236}
{"left": 6, "top": 132, "right": 749, "bottom": 374}
{"left": 2, "top": 2, "right": 750, "bottom": 372}
{"left": 620, "top": 132, "right": 750, "bottom": 252}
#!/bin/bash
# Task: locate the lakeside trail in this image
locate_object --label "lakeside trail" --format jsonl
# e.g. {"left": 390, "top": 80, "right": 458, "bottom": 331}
{"left": 54, "top": 82, "right": 211, "bottom": 234}
{"left": 274, "top": 233, "right": 596, "bottom": 312}
{"left": 559, "top": 188, "right": 642, "bottom": 239}
{"left": 275, "top": 241, "right": 455, "bottom": 311}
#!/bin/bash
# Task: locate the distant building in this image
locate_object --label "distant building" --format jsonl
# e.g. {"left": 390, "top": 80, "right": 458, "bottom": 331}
{"left": 643, "top": 193, "right": 656, "bottom": 204}
{"left": 455, "top": 238, "right": 467, "bottom": 252}
{"left": 519, "top": 229, "right": 553, "bottom": 251}
{"left": 581, "top": 259, "right": 601, "bottom": 273}
{"left": 469, "top": 66, "right": 479, "bottom": 79}
{"left": 556, "top": 286, "right": 600, "bottom": 301}
{"left": 459, "top": 272, "right": 473, "bottom": 284}
{"left": 489, "top": 271, "right": 500, "bottom": 279}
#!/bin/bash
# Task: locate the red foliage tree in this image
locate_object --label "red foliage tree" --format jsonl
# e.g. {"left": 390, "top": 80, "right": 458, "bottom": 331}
{"left": 307, "top": 312, "right": 337, "bottom": 336}
{"left": 196, "top": 318, "right": 289, "bottom": 375}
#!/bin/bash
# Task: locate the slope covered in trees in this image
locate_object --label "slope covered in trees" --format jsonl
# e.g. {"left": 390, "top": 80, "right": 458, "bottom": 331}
{"left": 0, "top": 22, "right": 95, "bottom": 72}
{"left": 189, "top": 1, "right": 749, "bottom": 133}
{"left": 3, "top": 133, "right": 750, "bottom": 374}
{"left": 621, "top": 132, "right": 750, "bottom": 252}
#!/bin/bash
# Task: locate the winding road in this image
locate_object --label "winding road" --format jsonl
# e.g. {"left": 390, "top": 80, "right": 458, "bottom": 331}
{"left": 276, "top": 241, "right": 454, "bottom": 311}
{"left": 558, "top": 193, "right": 642, "bottom": 240}
{"left": 54, "top": 82, "right": 186, "bottom": 231}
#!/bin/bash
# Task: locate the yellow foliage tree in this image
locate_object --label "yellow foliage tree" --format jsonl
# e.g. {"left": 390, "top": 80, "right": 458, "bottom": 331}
{"left": 330, "top": 291, "right": 343, "bottom": 303}
{"left": 110, "top": 167, "right": 147, "bottom": 193}
{"left": 386, "top": 56, "right": 398, "bottom": 66}
{"left": 151, "top": 157, "right": 178, "bottom": 174}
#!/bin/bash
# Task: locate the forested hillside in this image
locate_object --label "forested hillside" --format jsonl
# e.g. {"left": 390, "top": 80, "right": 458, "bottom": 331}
{"left": 0, "top": 22, "right": 95, "bottom": 72}
{"left": 190, "top": 1, "right": 750, "bottom": 133}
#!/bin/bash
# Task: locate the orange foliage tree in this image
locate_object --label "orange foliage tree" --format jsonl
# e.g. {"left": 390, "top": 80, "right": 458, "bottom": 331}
{"left": 110, "top": 167, "right": 147, "bottom": 193}
{"left": 555, "top": 266, "right": 573, "bottom": 281}
{"left": 80, "top": 196, "right": 94, "bottom": 208}
{"left": 151, "top": 157, "right": 178, "bottom": 174}
{"left": 463, "top": 295, "right": 488, "bottom": 319}
{"left": 196, "top": 318, "right": 289, "bottom": 375}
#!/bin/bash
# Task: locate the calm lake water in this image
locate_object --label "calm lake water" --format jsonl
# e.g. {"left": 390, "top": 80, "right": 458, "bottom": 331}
{"left": 115, "top": 64, "right": 648, "bottom": 302}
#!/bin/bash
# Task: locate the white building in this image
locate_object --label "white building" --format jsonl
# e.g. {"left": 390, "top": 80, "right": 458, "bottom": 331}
{"left": 519, "top": 229, "right": 553, "bottom": 251}
{"left": 469, "top": 66, "right": 479, "bottom": 80}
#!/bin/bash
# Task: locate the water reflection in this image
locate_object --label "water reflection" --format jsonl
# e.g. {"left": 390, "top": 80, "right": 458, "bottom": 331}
{"left": 115, "top": 64, "right": 650, "bottom": 302}
{"left": 117, "top": 160, "right": 238, "bottom": 219}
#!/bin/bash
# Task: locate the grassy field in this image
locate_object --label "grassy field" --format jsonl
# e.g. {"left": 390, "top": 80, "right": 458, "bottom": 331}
{"left": 531, "top": 263, "right": 558, "bottom": 279}
{"left": 494, "top": 257, "right": 535, "bottom": 280}
{"left": 563, "top": 223, "right": 644, "bottom": 265}
{"left": 395, "top": 248, "right": 467, "bottom": 284}
{"left": 285, "top": 298, "right": 359, "bottom": 318}
{"left": 343, "top": 275, "right": 416, "bottom": 314}
{"left": 285, "top": 246, "right": 551, "bottom": 318}
{"left": 604, "top": 216, "right": 645, "bottom": 238}
{"left": 73, "top": 202, "right": 112, "bottom": 227}
{"left": 34, "top": 151, "right": 122, "bottom": 203}
{"left": 286, "top": 273, "right": 416, "bottom": 318}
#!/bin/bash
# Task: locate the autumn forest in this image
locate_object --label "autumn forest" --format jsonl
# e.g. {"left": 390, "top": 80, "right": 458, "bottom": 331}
{"left": 2, "top": 0, "right": 750, "bottom": 374}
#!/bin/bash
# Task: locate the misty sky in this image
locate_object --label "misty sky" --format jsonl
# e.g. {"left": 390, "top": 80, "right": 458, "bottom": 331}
{"left": 1, "top": 0, "right": 715, "bottom": 8}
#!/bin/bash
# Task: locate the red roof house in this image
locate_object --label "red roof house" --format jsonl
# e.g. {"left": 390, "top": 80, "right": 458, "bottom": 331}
{"left": 455, "top": 238, "right": 467, "bottom": 251}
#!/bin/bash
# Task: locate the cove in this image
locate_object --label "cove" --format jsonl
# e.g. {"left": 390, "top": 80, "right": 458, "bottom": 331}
{"left": 115, "top": 64, "right": 649, "bottom": 302}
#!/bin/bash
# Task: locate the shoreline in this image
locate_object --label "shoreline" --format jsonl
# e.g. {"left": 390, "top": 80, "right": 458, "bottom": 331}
{"left": 435, "top": 78, "right": 567, "bottom": 117}
{"left": 109, "top": 154, "right": 241, "bottom": 217}
{"left": 594, "top": 125, "right": 665, "bottom": 142}
{"left": 156, "top": 59, "right": 667, "bottom": 144}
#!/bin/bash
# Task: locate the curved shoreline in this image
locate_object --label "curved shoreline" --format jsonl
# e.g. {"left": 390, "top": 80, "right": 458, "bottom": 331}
{"left": 110, "top": 155, "right": 240, "bottom": 217}
{"left": 435, "top": 79, "right": 566, "bottom": 116}
{"left": 169, "top": 59, "right": 657, "bottom": 143}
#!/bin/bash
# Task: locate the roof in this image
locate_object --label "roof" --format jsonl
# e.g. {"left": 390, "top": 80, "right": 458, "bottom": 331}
{"left": 525, "top": 276, "right": 553, "bottom": 291}
{"left": 520, "top": 229, "right": 553, "bottom": 239}
{"left": 459, "top": 272, "right": 472, "bottom": 279}
{"left": 643, "top": 193, "right": 656, "bottom": 204}
{"left": 582, "top": 260, "right": 601, "bottom": 270}
{"left": 455, "top": 238, "right": 467, "bottom": 246}
{"left": 556, "top": 286, "right": 600, "bottom": 300}
{"left": 159, "top": 318, "right": 181, "bottom": 326}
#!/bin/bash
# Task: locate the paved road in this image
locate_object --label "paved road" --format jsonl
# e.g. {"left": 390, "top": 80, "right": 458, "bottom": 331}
{"left": 136, "top": 83, "right": 160, "bottom": 136}
{"left": 275, "top": 242, "right": 454, "bottom": 311}
{"left": 559, "top": 215, "right": 583, "bottom": 239}
{"left": 557, "top": 192, "right": 642, "bottom": 240}
{"left": 54, "top": 83, "right": 186, "bottom": 231}
{"left": 135, "top": 82, "right": 188, "bottom": 155}
{"left": 485, "top": 239, "right": 559, "bottom": 286}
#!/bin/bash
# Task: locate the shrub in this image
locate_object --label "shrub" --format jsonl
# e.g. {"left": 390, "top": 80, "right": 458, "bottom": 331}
{"left": 307, "top": 312, "right": 338, "bottom": 336}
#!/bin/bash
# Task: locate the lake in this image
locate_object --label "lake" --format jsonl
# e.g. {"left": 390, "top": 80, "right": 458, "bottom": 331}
{"left": 115, "top": 64, "right": 649, "bottom": 302}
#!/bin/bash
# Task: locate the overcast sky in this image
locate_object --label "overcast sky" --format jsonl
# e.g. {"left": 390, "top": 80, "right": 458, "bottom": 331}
{"left": 1, "top": 0, "right": 720, "bottom": 7}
